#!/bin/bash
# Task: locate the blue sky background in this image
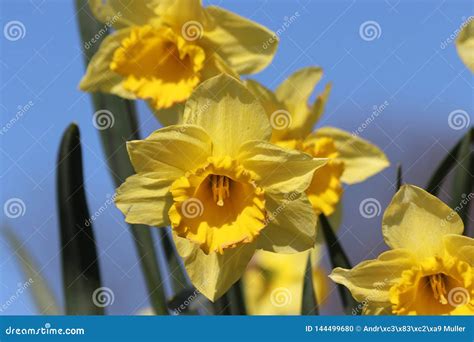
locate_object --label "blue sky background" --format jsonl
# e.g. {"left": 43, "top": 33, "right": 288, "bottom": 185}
{"left": 0, "top": 0, "right": 472, "bottom": 315}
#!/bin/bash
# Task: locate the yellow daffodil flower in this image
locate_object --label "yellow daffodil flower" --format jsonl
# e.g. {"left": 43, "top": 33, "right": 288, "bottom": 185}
{"left": 244, "top": 249, "right": 329, "bottom": 315}
{"left": 114, "top": 74, "right": 327, "bottom": 300}
{"left": 246, "top": 67, "right": 389, "bottom": 216}
{"left": 80, "top": 0, "right": 278, "bottom": 122}
{"left": 456, "top": 20, "right": 474, "bottom": 73}
{"left": 330, "top": 185, "right": 474, "bottom": 315}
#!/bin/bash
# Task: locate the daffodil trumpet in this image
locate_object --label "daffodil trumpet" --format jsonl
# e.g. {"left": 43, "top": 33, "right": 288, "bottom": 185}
{"left": 80, "top": 0, "right": 278, "bottom": 125}
{"left": 115, "top": 74, "right": 327, "bottom": 301}
{"left": 330, "top": 185, "right": 474, "bottom": 315}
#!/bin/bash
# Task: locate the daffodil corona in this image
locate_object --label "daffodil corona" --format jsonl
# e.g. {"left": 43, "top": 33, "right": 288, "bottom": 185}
{"left": 330, "top": 185, "right": 474, "bottom": 315}
{"left": 79, "top": 0, "right": 278, "bottom": 124}
{"left": 115, "top": 74, "right": 327, "bottom": 300}
{"left": 246, "top": 67, "right": 389, "bottom": 216}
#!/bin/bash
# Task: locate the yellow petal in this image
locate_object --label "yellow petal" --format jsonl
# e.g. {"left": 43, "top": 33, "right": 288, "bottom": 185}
{"left": 303, "top": 83, "right": 332, "bottom": 136}
{"left": 127, "top": 125, "right": 212, "bottom": 179}
{"left": 79, "top": 29, "right": 135, "bottom": 99}
{"left": 204, "top": 6, "right": 278, "bottom": 74}
{"left": 245, "top": 79, "right": 289, "bottom": 142}
{"left": 312, "top": 127, "right": 389, "bottom": 184}
{"left": 257, "top": 192, "right": 317, "bottom": 253}
{"left": 238, "top": 140, "right": 327, "bottom": 194}
{"left": 115, "top": 173, "right": 173, "bottom": 226}
{"left": 382, "top": 185, "right": 464, "bottom": 258}
{"left": 329, "top": 249, "right": 417, "bottom": 303}
{"left": 88, "top": 0, "right": 157, "bottom": 28}
{"left": 153, "top": 0, "right": 209, "bottom": 29}
{"left": 275, "top": 67, "right": 323, "bottom": 135}
{"left": 456, "top": 20, "right": 474, "bottom": 73}
{"left": 174, "top": 234, "right": 256, "bottom": 301}
{"left": 150, "top": 102, "right": 185, "bottom": 127}
{"left": 443, "top": 234, "right": 474, "bottom": 266}
{"left": 183, "top": 74, "right": 271, "bottom": 157}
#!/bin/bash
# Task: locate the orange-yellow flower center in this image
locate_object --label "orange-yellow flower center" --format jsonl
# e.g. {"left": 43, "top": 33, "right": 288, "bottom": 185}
{"left": 168, "top": 157, "right": 267, "bottom": 254}
{"left": 110, "top": 25, "right": 205, "bottom": 109}
{"left": 389, "top": 256, "right": 474, "bottom": 315}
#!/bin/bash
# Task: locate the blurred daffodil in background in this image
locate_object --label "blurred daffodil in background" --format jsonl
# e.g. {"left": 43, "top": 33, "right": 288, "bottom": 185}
{"left": 114, "top": 74, "right": 327, "bottom": 301}
{"left": 330, "top": 185, "right": 474, "bottom": 315}
{"left": 246, "top": 67, "right": 389, "bottom": 217}
{"left": 456, "top": 20, "right": 474, "bottom": 73}
{"left": 80, "top": 0, "right": 278, "bottom": 124}
{"left": 244, "top": 249, "right": 329, "bottom": 315}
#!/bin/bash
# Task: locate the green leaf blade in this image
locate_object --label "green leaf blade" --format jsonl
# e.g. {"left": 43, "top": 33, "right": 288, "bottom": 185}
{"left": 301, "top": 254, "right": 319, "bottom": 315}
{"left": 57, "top": 124, "right": 103, "bottom": 315}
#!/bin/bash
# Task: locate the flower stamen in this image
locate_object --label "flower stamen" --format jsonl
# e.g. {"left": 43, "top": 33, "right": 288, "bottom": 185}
{"left": 211, "top": 175, "right": 230, "bottom": 207}
{"left": 429, "top": 274, "right": 448, "bottom": 305}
